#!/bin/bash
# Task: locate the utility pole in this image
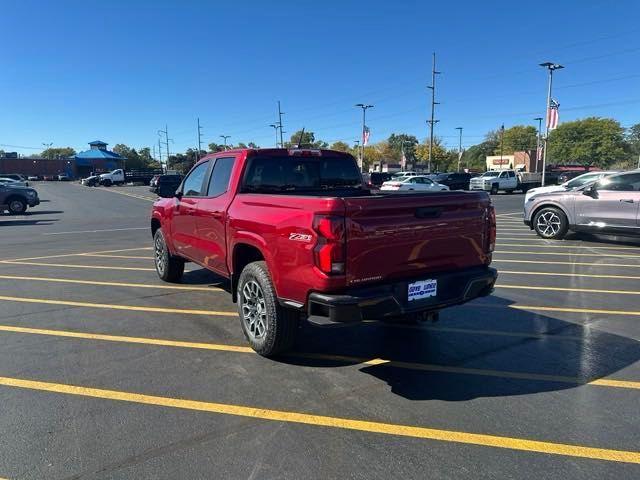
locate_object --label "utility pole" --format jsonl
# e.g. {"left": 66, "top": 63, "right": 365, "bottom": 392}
{"left": 539, "top": 62, "right": 564, "bottom": 186}
{"left": 427, "top": 52, "right": 441, "bottom": 173}
{"left": 355, "top": 104, "right": 373, "bottom": 171}
{"left": 158, "top": 125, "right": 172, "bottom": 171}
{"left": 499, "top": 124, "right": 505, "bottom": 165}
{"left": 157, "top": 137, "right": 163, "bottom": 172}
{"left": 455, "top": 127, "right": 463, "bottom": 172}
{"left": 534, "top": 117, "right": 543, "bottom": 173}
{"left": 197, "top": 118, "right": 204, "bottom": 160}
{"left": 269, "top": 124, "right": 279, "bottom": 147}
{"left": 220, "top": 135, "right": 230, "bottom": 150}
{"left": 277, "top": 101, "right": 284, "bottom": 147}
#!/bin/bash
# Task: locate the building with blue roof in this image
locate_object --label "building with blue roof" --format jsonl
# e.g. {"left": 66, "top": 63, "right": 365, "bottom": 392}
{"left": 73, "top": 140, "right": 125, "bottom": 176}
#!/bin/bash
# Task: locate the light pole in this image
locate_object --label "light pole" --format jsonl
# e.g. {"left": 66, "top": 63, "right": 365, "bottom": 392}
{"left": 269, "top": 124, "right": 279, "bottom": 147}
{"left": 539, "top": 62, "right": 564, "bottom": 186}
{"left": 355, "top": 104, "right": 373, "bottom": 171}
{"left": 220, "top": 135, "right": 230, "bottom": 150}
{"left": 455, "top": 127, "right": 463, "bottom": 171}
{"left": 42, "top": 142, "right": 53, "bottom": 160}
{"left": 533, "top": 117, "right": 543, "bottom": 173}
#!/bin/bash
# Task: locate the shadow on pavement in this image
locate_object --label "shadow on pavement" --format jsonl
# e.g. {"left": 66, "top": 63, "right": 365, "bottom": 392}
{"left": 277, "top": 295, "right": 640, "bottom": 401}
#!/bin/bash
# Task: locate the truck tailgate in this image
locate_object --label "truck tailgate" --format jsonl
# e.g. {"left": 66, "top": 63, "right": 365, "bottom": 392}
{"left": 344, "top": 192, "right": 491, "bottom": 286}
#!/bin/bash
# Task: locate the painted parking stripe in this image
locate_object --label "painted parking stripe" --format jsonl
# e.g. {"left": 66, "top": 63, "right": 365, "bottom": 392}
{"left": 0, "top": 275, "right": 222, "bottom": 292}
{"left": 80, "top": 254, "right": 152, "bottom": 260}
{"left": 496, "top": 284, "right": 640, "bottom": 296}
{"left": 0, "top": 376, "right": 638, "bottom": 463}
{"left": 499, "top": 270, "right": 640, "bottom": 281}
{"left": 3, "top": 247, "right": 152, "bottom": 263}
{"left": 43, "top": 227, "right": 148, "bottom": 236}
{"left": 497, "top": 243, "right": 640, "bottom": 251}
{"left": 493, "top": 259, "right": 640, "bottom": 269}
{"left": 0, "top": 295, "right": 235, "bottom": 316}
{"left": 0, "top": 261, "right": 156, "bottom": 272}
{"left": 96, "top": 187, "right": 155, "bottom": 202}
{"left": 495, "top": 250, "right": 640, "bottom": 259}
{"left": 1, "top": 324, "right": 637, "bottom": 390}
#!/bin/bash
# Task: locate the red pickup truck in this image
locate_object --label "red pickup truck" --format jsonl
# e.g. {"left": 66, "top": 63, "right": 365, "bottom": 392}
{"left": 151, "top": 148, "right": 497, "bottom": 356}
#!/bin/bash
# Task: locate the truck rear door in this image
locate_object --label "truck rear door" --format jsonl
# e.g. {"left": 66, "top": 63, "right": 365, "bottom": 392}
{"left": 343, "top": 192, "right": 492, "bottom": 286}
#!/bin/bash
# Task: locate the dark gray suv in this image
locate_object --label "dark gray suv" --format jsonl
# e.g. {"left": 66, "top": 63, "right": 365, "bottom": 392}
{"left": 524, "top": 170, "right": 640, "bottom": 239}
{"left": 0, "top": 184, "right": 40, "bottom": 214}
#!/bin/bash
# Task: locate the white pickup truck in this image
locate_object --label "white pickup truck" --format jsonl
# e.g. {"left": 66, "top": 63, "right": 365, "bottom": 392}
{"left": 469, "top": 169, "right": 541, "bottom": 194}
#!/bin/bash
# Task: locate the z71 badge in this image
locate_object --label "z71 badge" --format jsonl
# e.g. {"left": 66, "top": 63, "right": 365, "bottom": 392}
{"left": 288, "top": 233, "right": 312, "bottom": 242}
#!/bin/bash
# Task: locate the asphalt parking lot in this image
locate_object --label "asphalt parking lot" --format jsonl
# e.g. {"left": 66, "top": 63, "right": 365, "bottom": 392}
{"left": 1, "top": 182, "right": 639, "bottom": 479}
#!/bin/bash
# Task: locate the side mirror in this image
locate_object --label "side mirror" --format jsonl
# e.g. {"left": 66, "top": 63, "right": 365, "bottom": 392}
{"left": 157, "top": 184, "right": 180, "bottom": 198}
{"left": 583, "top": 185, "right": 597, "bottom": 198}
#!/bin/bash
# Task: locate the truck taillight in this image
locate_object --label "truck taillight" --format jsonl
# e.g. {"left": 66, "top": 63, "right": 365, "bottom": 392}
{"left": 313, "top": 215, "right": 345, "bottom": 275}
{"left": 487, "top": 205, "right": 496, "bottom": 252}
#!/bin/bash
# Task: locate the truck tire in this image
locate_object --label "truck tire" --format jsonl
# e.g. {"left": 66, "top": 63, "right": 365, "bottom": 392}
{"left": 490, "top": 184, "right": 499, "bottom": 195}
{"left": 533, "top": 207, "right": 568, "bottom": 240}
{"left": 103, "top": 179, "right": 112, "bottom": 187}
{"left": 237, "top": 261, "right": 297, "bottom": 357}
{"left": 505, "top": 189, "right": 515, "bottom": 194}
{"left": 7, "top": 197, "right": 27, "bottom": 215}
{"left": 153, "top": 229, "right": 185, "bottom": 282}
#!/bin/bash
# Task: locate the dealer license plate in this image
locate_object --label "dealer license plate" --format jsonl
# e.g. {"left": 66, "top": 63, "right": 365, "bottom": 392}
{"left": 407, "top": 279, "right": 437, "bottom": 302}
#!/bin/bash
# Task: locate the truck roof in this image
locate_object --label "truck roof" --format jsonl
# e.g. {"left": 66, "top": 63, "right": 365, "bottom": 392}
{"left": 199, "top": 148, "right": 353, "bottom": 163}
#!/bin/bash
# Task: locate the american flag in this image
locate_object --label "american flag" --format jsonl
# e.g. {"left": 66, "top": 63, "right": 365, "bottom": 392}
{"left": 547, "top": 99, "right": 560, "bottom": 130}
{"left": 362, "top": 125, "right": 370, "bottom": 146}
{"left": 401, "top": 150, "right": 407, "bottom": 170}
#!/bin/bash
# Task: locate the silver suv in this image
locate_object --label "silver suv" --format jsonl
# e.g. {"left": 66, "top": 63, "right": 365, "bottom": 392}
{"left": 524, "top": 170, "right": 640, "bottom": 239}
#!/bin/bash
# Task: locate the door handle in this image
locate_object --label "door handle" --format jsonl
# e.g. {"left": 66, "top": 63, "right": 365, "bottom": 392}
{"left": 210, "top": 211, "right": 223, "bottom": 219}
{"left": 620, "top": 199, "right": 635, "bottom": 203}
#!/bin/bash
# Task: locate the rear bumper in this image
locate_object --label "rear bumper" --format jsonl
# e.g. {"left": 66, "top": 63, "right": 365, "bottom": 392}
{"left": 307, "top": 266, "right": 498, "bottom": 326}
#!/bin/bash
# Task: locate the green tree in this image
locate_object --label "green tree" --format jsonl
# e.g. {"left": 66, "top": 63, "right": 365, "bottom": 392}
{"left": 112, "top": 144, "right": 145, "bottom": 169}
{"left": 626, "top": 123, "right": 640, "bottom": 156}
{"left": 387, "top": 133, "right": 419, "bottom": 163}
{"left": 285, "top": 130, "right": 328, "bottom": 148}
{"left": 330, "top": 141, "right": 350, "bottom": 152}
{"left": 208, "top": 142, "right": 225, "bottom": 153}
{"left": 547, "top": 117, "right": 627, "bottom": 167}
{"left": 499, "top": 125, "right": 538, "bottom": 154}
{"left": 41, "top": 147, "right": 76, "bottom": 159}
{"left": 414, "top": 138, "right": 449, "bottom": 170}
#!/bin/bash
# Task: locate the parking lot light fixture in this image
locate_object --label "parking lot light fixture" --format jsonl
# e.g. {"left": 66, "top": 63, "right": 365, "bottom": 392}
{"left": 539, "top": 62, "right": 564, "bottom": 186}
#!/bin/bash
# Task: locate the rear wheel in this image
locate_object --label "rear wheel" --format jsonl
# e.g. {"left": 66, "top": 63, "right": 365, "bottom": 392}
{"left": 490, "top": 184, "right": 499, "bottom": 195}
{"left": 533, "top": 207, "right": 568, "bottom": 239}
{"left": 7, "top": 197, "right": 27, "bottom": 215}
{"left": 153, "top": 229, "right": 185, "bottom": 282}
{"left": 237, "top": 261, "right": 297, "bottom": 356}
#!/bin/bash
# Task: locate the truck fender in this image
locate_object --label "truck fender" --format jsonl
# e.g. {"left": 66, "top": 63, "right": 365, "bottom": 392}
{"left": 229, "top": 233, "right": 277, "bottom": 302}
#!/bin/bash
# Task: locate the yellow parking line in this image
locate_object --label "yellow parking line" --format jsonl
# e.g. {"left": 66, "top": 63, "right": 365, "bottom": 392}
{"left": 1, "top": 324, "right": 637, "bottom": 390}
{"left": 509, "top": 305, "right": 640, "bottom": 317}
{"left": 495, "top": 250, "right": 640, "bottom": 259}
{"left": 0, "top": 295, "right": 235, "bottom": 316}
{"left": 80, "top": 254, "right": 151, "bottom": 260}
{"left": 492, "top": 259, "right": 640, "bottom": 269}
{"left": 0, "top": 261, "right": 156, "bottom": 272}
{"left": 3, "top": 247, "right": 153, "bottom": 263}
{"left": 97, "top": 187, "right": 155, "bottom": 202}
{"left": 0, "top": 275, "right": 221, "bottom": 292}
{"left": 497, "top": 284, "right": 640, "bottom": 296}
{"left": 499, "top": 270, "right": 640, "bottom": 280}
{"left": 1, "top": 376, "right": 638, "bottom": 463}
{"left": 497, "top": 243, "right": 640, "bottom": 251}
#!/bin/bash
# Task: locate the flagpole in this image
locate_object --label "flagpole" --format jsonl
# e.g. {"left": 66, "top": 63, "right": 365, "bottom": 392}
{"left": 355, "top": 104, "right": 373, "bottom": 172}
{"left": 539, "top": 62, "right": 564, "bottom": 186}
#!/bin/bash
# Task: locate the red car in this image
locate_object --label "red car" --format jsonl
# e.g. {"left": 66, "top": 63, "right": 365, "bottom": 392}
{"left": 151, "top": 148, "right": 497, "bottom": 356}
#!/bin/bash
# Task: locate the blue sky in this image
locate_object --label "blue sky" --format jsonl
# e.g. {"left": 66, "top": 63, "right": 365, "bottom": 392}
{"left": 1, "top": 0, "right": 639, "bottom": 157}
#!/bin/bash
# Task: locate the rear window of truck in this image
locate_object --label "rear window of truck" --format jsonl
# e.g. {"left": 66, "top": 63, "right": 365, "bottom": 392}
{"left": 241, "top": 156, "right": 363, "bottom": 193}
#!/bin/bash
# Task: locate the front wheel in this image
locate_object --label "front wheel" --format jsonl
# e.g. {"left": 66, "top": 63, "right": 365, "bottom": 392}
{"left": 153, "top": 229, "right": 185, "bottom": 282}
{"left": 237, "top": 261, "right": 297, "bottom": 356}
{"left": 7, "top": 197, "right": 27, "bottom": 215}
{"left": 490, "top": 184, "right": 499, "bottom": 195}
{"left": 533, "top": 207, "right": 568, "bottom": 239}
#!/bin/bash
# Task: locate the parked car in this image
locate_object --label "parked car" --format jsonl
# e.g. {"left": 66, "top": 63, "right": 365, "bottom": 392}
{"left": 524, "top": 170, "right": 619, "bottom": 202}
{"left": 27, "top": 175, "right": 40, "bottom": 181}
{"left": 0, "top": 183, "right": 40, "bottom": 214}
{"left": 57, "top": 174, "right": 70, "bottom": 181}
{"left": 151, "top": 149, "right": 497, "bottom": 356}
{"left": 149, "top": 174, "right": 183, "bottom": 196}
{"left": 0, "top": 177, "right": 28, "bottom": 187}
{"left": 433, "top": 172, "right": 473, "bottom": 190}
{"left": 524, "top": 170, "right": 640, "bottom": 239}
{"left": 43, "top": 175, "right": 56, "bottom": 181}
{"left": 380, "top": 175, "right": 450, "bottom": 192}
{"left": 0, "top": 173, "right": 29, "bottom": 186}
{"left": 363, "top": 172, "right": 393, "bottom": 189}
{"left": 81, "top": 175, "right": 100, "bottom": 186}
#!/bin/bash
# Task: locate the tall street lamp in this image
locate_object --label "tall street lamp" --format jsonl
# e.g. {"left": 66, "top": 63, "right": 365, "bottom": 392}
{"left": 269, "top": 124, "right": 279, "bottom": 148}
{"left": 355, "top": 104, "right": 373, "bottom": 171}
{"left": 533, "top": 117, "right": 543, "bottom": 173}
{"left": 455, "top": 127, "right": 463, "bottom": 171}
{"left": 220, "top": 135, "right": 230, "bottom": 150}
{"left": 539, "top": 62, "right": 564, "bottom": 186}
